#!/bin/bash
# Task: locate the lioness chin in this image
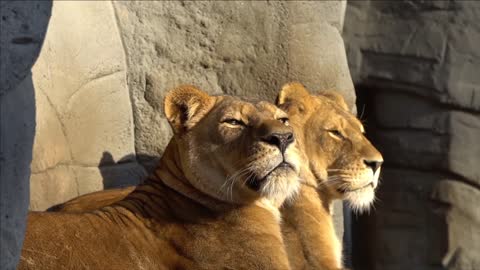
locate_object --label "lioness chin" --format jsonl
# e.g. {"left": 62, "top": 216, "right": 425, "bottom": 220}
{"left": 19, "top": 85, "right": 302, "bottom": 270}
{"left": 277, "top": 82, "right": 383, "bottom": 270}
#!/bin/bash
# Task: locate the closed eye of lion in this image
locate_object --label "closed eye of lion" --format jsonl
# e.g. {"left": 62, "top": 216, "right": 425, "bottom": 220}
{"left": 277, "top": 82, "right": 383, "bottom": 270}
{"left": 20, "top": 85, "right": 303, "bottom": 270}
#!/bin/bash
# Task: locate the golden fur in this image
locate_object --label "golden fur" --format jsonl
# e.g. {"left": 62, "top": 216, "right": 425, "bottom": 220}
{"left": 277, "top": 82, "right": 383, "bottom": 270}
{"left": 47, "top": 187, "right": 135, "bottom": 213}
{"left": 19, "top": 85, "right": 303, "bottom": 270}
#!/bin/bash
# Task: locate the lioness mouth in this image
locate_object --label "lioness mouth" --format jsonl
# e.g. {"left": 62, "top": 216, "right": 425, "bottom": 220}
{"left": 246, "top": 162, "right": 294, "bottom": 191}
{"left": 337, "top": 182, "right": 374, "bottom": 193}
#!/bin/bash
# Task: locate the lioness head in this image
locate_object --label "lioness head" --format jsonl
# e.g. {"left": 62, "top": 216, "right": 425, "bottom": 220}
{"left": 164, "top": 85, "right": 301, "bottom": 206}
{"left": 277, "top": 83, "right": 383, "bottom": 212}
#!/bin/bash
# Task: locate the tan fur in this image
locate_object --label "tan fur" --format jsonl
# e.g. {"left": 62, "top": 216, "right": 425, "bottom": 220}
{"left": 19, "top": 85, "right": 303, "bottom": 270}
{"left": 278, "top": 82, "right": 383, "bottom": 270}
{"left": 47, "top": 187, "right": 135, "bottom": 213}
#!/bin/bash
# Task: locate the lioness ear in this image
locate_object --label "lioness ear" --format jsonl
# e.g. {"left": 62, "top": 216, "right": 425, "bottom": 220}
{"left": 164, "top": 85, "right": 215, "bottom": 134}
{"left": 276, "top": 82, "right": 310, "bottom": 106}
{"left": 317, "top": 91, "right": 349, "bottom": 111}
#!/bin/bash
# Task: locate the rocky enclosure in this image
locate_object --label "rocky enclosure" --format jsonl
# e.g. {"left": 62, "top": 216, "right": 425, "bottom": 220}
{"left": 344, "top": 1, "right": 480, "bottom": 269}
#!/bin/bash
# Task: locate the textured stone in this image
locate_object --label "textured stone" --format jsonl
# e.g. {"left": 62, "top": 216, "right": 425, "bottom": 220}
{"left": 367, "top": 169, "right": 449, "bottom": 270}
{"left": 0, "top": 1, "right": 52, "bottom": 93}
{"left": 29, "top": 166, "right": 78, "bottom": 211}
{"left": 372, "top": 109, "right": 480, "bottom": 185}
{"left": 344, "top": 1, "right": 480, "bottom": 269}
{"left": 76, "top": 162, "right": 148, "bottom": 191}
{"left": 112, "top": 1, "right": 353, "bottom": 159}
{"left": 28, "top": 1, "right": 135, "bottom": 210}
{"left": 373, "top": 91, "right": 450, "bottom": 134}
{"left": 1, "top": 78, "right": 38, "bottom": 270}
{"left": 30, "top": 83, "right": 71, "bottom": 173}
{"left": 286, "top": 1, "right": 347, "bottom": 32}
{"left": 432, "top": 180, "right": 480, "bottom": 270}
{"left": 0, "top": 2, "right": 52, "bottom": 269}
{"left": 344, "top": 1, "right": 480, "bottom": 111}
{"left": 287, "top": 21, "right": 356, "bottom": 112}
{"left": 29, "top": 162, "right": 147, "bottom": 211}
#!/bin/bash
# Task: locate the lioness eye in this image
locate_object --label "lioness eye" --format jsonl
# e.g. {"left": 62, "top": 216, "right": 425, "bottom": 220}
{"left": 328, "top": 130, "right": 344, "bottom": 139}
{"left": 223, "top": 119, "right": 244, "bottom": 126}
{"left": 278, "top": 117, "right": 289, "bottom": 125}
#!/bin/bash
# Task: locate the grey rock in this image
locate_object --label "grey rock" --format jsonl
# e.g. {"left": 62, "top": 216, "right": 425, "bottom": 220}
{"left": 29, "top": 162, "right": 147, "bottom": 211}
{"left": 366, "top": 169, "right": 451, "bottom": 269}
{"left": 28, "top": 1, "right": 136, "bottom": 210}
{"left": 0, "top": 1, "right": 52, "bottom": 93}
{"left": 287, "top": 21, "right": 356, "bottom": 113}
{"left": 373, "top": 91, "right": 450, "bottom": 134}
{"left": 344, "top": 1, "right": 480, "bottom": 112}
{"left": 432, "top": 180, "right": 480, "bottom": 270}
{"left": 98, "top": 162, "right": 148, "bottom": 190}
{"left": 372, "top": 108, "right": 480, "bottom": 185}
{"left": 0, "top": 78, "right": 37, "bottom": 270}
{"left": 112, "top": 1, "right": 354, "bottom": 159}
{"left": 344, "top": 1, "right": 480, "bottom": 269}
{"left": 0, "top": 1, "right": 51, "bottom": 269}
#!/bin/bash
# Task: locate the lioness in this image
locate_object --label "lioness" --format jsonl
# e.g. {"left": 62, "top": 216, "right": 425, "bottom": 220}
{"left": 19, "top": 86, "right": 302, "bottom": 270}
{"left": 47, "top": 83, "right": 383, "bottom": 270}
{"left": 277, "top": 82, "right": 383, "bottom": 270}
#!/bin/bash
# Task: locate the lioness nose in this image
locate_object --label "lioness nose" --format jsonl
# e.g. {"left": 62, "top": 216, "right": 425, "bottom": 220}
{"left": 262, "top": 132, "right": 294, "bottom": 153}
{"left": 364, "top": 159, "right": 383, "bottom": 173}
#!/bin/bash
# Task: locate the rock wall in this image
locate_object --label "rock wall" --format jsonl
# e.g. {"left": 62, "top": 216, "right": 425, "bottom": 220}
{"left": 29, "top": 1, "right": 142, "bottom": 211}
{"left": 112, "top": 1, "right": 354, "bottom": 164}
{"left": 343, "top": 1, "right": 480, "bottom": 270}
{"left": 0, "top": 2, "right": 52, "bottom": 269}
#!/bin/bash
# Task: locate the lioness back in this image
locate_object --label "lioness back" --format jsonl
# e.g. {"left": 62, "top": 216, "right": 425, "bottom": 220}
{"left": 47, "top": 186, "right": 134, "bottom": 213}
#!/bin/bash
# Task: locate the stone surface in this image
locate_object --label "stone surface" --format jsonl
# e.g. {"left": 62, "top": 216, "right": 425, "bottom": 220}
{"left": 371, "top": 93, "right": 480, "bottom": 185}
{"left": 0, "top": 2, "right": 52, "bottom": 269}
{"left": 344, "top": 1, "right": 480, "bottom": 269}
{"left": 287, "top": 21, "right": 356, "bottom": 113}
{"left": 112, "top": 1, "right": 354, "bottom": 160}
{"left": 365, "top": 169, "right": 448, "bottom": 270}
{"left": 28, "top": 1, "right": 136, "bottom": 210}
{"left": 0, "top": 1, "right": 52, "bottom": 94}
{"left": 432, "top": 181, "right": 480, "bottom": 270}
{"left": 345, "top": 1, "right": 480, "bottom": 112}
{"left": 29, "top": 162, "right": 147, "bottom": 211}
{"left": 29, "top": 166, "right": 78, "bottom": 211}
{"left": 366, "top": 169, "right": 480, "bottom": 270}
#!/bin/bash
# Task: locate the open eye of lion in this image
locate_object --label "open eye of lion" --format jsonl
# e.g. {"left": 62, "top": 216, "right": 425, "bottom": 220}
{"left": 278, "top": 117, "right": 289, "bottom": 126}
{"left": 222, "top": 119, "right": 245, "bottom": 126}
{"left": 327, "top": 129, "right": 344, "bottom": 139}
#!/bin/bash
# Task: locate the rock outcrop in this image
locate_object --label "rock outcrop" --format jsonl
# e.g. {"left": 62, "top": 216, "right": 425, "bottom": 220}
{"left": 344, "top": 1, "right": 480, "bottom": 269}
